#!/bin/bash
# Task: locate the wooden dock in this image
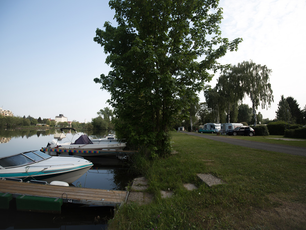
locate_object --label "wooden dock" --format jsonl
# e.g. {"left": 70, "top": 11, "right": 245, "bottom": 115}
{"left": 40, "top": 147, "right": 137, "bottom": 157}
{"left": 0, "top": 180, "right": 128, "bottom": 207}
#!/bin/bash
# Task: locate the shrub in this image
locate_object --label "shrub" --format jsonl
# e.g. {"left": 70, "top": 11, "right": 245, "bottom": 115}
{"left": 287, "top": 124, "right": 302, "bottom": 130}
{"left": 284, "top": 127, "right": 306, "bottom": 139}
{"left": 254, "top": 125, "right": 269, "bottom": 136}
{"left": 267, "top": 121, "right": 289, "bottom": 135}
{"left": 284, "top": 129, "right": 295, "bottom": 138}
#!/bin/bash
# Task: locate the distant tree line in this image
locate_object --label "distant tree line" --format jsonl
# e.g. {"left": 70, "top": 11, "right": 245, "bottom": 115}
{"left": 91, "top": 107, "right": 114, "bottom": 131}
{"left": 0, "top": 115, "right": 93, "bottom": 130}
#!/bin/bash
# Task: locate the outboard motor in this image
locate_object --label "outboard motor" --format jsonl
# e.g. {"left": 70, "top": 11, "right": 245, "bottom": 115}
{"left": 47, "top": 139, "right": 58, "bottom": 148}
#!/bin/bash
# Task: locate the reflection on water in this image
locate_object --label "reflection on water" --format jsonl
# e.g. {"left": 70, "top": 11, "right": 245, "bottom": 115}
{"left": 0, "top": 129, "right": 136, "bottom": 230}
{"left": 0, "top": 205, "right": 111, "bottom": 229}
{"left": 0, "top": 137, "right": 11, "bottom": 144}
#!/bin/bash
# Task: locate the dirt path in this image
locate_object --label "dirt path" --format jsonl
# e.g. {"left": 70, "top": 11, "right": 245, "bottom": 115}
{"left": 184, "top": 132, "right": 306, "bottom": 157}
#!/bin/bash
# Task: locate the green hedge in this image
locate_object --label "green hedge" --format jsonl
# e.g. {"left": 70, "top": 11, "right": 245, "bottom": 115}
{"left": 284, "top": 127, "right": 306, "bottom": 139}
{"left": 267, "top": 121, "right": 289, "bottom": 135}
{"left": 254, "top": 125, "right": 269, "bottom": 136}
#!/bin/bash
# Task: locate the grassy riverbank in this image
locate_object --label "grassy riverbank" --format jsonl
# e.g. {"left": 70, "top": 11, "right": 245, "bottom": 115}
{"left": 109, "top": 131, "right": 306, "bottom": 229}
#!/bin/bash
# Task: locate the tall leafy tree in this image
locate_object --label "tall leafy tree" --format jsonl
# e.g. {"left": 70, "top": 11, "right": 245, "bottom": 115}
{"left": 216, "top": 68, "right": 244, "bottom": 123}
{"left": 238, "top": 104, "right": 252, "bottom": 124}
{"left": 92, "top": 116, "right": 108, "bottom": 130}
{"left": 302, "top": 105, "right": 306, "bottom": 125}
{"left": 197, "top": 102, "right": 211, "bottom": 125}
{"left": 204, "top": 88, "right": 223, "bottom": 123}
{"left": 286, "top": 96, "right": 303, "bottom": 124}
{"left": 237, "top": 60, "right": 273, "bottom": 126}
{"left": 94, "top": 0, "right": 242, "bottom": 157}
{"left": 97, "top": 107, "right": 113, "bottom": 121}
{"left": 276, "top": 95, "right": 291, "bottom": 122}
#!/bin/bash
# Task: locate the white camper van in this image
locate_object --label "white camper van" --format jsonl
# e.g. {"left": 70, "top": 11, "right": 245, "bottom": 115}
{"left": 221, "top": 123, "right": 243, "bottom": 134}
{"left": 198, "top": 123, "right": 221, "bottom": 133}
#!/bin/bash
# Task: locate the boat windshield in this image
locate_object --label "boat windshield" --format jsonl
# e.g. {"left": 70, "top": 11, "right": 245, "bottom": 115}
{"left": 33, "top": 151, "right": 51, "bottom": 159}
{"left": 24, "top": 152, "right": 44, "bottom": 161}
{"left": 0, "top": 154, "right": 34, "bottom": 168}
{"left": 0, "top": 151, "right": 50, "bottom": 168}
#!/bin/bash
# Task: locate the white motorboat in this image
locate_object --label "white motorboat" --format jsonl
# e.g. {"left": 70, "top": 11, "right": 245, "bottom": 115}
{"left": 46, "top": 134, "right": 126, "bottom": 151}
{"left": 0, "top": 150, "right": 93, "bottom": 183}
{"left": 90, "top": 134, "right": 119, "bottom": 143}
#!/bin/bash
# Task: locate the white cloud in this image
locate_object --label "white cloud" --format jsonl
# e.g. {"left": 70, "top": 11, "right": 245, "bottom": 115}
{"left": 201, "top": 0, "right": 306, "bottom": 120}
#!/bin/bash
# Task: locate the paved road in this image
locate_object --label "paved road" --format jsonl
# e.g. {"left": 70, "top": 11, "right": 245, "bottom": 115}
{"left": 184, "top": 132, "right": 306, "bottom": 157}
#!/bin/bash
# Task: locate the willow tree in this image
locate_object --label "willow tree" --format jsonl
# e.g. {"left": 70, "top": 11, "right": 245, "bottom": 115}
{"left": 94, "top": 0, "right": 242, "bottom": 157}
{"left": 216, "top": 68, "right": 244, "bottom": 123}
{"left": 237, "top": 60, "right": 273, "bottom": 126}
{"left": 204, "top": 87, "right": 223, "bottom": 123}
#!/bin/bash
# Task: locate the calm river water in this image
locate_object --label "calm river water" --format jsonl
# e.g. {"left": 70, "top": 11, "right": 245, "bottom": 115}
{"left": 0, "top": 129, "right": 134, "bottom": 230}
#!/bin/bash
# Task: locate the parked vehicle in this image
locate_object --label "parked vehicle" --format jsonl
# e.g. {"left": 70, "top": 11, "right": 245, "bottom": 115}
{"left": 198, "top": 123, "right": 221, "bottom": 133}
{"left": 221, "top": 123, "right": 243, "bottom": 134}
{"left": 227, "top": 126, "right": 255, "bottom": 136}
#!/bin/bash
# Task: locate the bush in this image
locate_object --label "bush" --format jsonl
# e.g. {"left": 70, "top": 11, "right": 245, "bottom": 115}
{"left": 254, "top": 125, "right": 269, "bottom": 136}
{"left": 287, "top": 124, "right": 302, "bottom": 130}
{"left": 284, "top": 127, "right": 306, "bottom": 139}
{"left": 267, "top": 121, "right": 289, "bottom": 135}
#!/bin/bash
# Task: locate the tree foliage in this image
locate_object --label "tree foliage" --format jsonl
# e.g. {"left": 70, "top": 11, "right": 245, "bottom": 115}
{"left": 206, "top": 61, "right": 273, "bottom": 126}
{"left": 286, "top": 96, "right": 303, "bottom": 124}
{"left": 204, "top": 88, "right": 223, "bottom": 123}
{"left": 216, "top": 68, "right": 244, "bottom": 122}
{"left": 276, "top": 95, "right": 292, "bottom": 122}
{"left": 237, "top": 60, "right": 273, "bottom": 126}
{"left": 275, "top": 95, "right": 304, "bottom": 124}
{"left": 94, "top": 0, "right": 242, "bottom": 157}
{"left": 238, "top": 104, "right": 252, "bottom": 124}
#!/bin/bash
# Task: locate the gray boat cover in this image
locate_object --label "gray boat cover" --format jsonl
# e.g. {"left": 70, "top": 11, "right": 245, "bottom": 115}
{"left": 74, "top": 135, "right": 93, "bottom": 144}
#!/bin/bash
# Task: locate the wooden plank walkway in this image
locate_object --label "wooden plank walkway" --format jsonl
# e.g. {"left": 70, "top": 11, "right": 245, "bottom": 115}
{"left": 40, "top": 148, "right": 137, "bottom": 157}
{"left": 0, "top": 180, "right": 128, "bottom": 207}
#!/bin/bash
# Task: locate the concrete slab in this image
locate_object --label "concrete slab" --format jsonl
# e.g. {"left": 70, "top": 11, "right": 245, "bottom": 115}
{"left": 183, "top": 183, "right": 198, "bottom": 191}
{"left": 160, "top": 190, "right": 174, "bottom": 198}
{"left": 131, "top": 177, "right": 148, "bottom": 191}
{"left": 127, "top": 191, "right": 154, "bottom": 205}
{"left": 197, "top": 173, "right": 225, "bottom": 187}
{"left": 132, "top": 177, "right": 148, "bottom": 186}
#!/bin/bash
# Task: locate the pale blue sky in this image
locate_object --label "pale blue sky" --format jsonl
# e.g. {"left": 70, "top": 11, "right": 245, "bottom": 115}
{"left": 1, "top": 0, "right": 305, "bottom": 122}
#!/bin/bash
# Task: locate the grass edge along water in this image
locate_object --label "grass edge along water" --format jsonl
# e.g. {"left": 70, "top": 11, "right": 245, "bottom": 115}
{"left": 108, "top": 131, "right": 306, "bottom": 230}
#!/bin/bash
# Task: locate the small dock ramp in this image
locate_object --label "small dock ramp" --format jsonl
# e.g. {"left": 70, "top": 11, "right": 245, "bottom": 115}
{"left": 0, "top": 180, "right": 128, "bottom": 209}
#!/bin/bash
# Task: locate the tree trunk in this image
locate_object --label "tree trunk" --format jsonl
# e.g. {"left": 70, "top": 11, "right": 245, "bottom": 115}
{"left": 227, "top": 103, "right": 231, "bottom": 123}
{"left": 252, "top": 101, "right": 257, "bottom": 126}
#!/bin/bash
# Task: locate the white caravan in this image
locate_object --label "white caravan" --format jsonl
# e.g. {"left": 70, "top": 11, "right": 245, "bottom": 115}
{"left": 198, "top": 123, "right": 221, "bottom": 133}
{"left": 221, "top": 123, "right": 243, "bottom": 134}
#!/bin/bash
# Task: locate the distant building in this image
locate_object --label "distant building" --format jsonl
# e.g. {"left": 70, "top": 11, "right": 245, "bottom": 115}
{"left": 55, "top": 114, "right": 68, "bottom": 123}
{"left": 0, "top": 107, "right": 13, "bottom": 117}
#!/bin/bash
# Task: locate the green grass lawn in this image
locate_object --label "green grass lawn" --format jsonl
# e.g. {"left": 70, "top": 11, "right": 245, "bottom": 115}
{"left": 217, "top": 134, "right": 306, "bottom": 148}
{"left": 109, "top": 132, "right": 306, "bottom": 229}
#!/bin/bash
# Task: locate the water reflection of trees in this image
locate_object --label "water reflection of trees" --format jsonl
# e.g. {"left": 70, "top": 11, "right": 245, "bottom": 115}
{"left": 111, "top": 164, "right": 139, "bottom": 190}
{"left": 0, "top": 129, "right": 115, "bottom": 142}
{"left": 0, "top": 129, "right": 57, "bottom": 140}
